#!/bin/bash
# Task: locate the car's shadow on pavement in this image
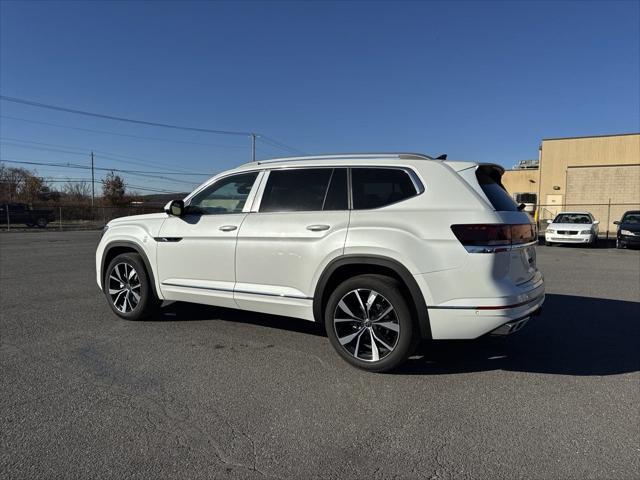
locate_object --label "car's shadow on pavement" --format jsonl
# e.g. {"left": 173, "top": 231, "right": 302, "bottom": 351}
{"left": 151, "top": 300, "right": 327, "bottom": 337}
{"left": 150, "top": 294, "right": 639, "bottom": 376}
{"left": 401, "top": 293, "right": 640, "bottom": 376}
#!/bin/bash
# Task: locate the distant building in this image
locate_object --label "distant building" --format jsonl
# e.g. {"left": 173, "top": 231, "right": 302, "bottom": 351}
{"left": 502, "top": 133, "right": 640, "bottom": 232}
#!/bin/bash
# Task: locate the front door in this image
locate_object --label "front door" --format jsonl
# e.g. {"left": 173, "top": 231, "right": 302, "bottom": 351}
{"left": 157, "top": 171, "right": 261, "bottom": 308}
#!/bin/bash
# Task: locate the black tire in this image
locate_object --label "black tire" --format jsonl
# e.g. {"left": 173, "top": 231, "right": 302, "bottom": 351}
{"left": 104, "top": 252, "right": 160, "bottom": 320}
{"left": 616, "top": 239, "right": 624, "bottom": 249}
{"left": 545, "top": 240, "right": 555, "bottom": 246}
{"left": 36, "top": 217, "right": 48, "bottom": 228}
{"left": 324, "top": 274, "right": 418, "bottom": 373}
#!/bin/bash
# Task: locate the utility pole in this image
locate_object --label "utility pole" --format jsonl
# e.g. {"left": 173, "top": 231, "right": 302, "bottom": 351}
{"left": 251, "top": 133, "right": 256, "bottom": 162}
{"left": 91, "top": 151, "right": 95, "bottom": 207}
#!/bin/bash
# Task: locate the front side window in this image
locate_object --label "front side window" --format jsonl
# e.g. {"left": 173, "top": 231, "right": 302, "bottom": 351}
{"left": 260, "top": 168, "right": 347, "bottom": 212}
{"left": 351, "top": 168, "right": 418, "bottom": 210}
{"left": 188, "top": 172, "right": 258, "bottom": 215}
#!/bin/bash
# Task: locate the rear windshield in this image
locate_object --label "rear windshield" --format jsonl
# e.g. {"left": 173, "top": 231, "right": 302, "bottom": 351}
{"left": 553, "top": 214, "right": 592, "bottom": 224}
{"left": 475, "top": 166, "right": 519, "bottom": 212}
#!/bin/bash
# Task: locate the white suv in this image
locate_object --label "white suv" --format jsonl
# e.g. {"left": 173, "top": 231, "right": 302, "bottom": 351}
{"left": 96, "top": 153, "right": 544, "bottom": 372}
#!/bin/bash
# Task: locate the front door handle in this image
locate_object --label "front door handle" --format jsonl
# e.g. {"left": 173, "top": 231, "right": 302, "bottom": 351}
{"left": 219, "top": 225, "right": 238, "bottom": 232}
{"left": 307, "top": 224, "right": 330, "bottom": 231}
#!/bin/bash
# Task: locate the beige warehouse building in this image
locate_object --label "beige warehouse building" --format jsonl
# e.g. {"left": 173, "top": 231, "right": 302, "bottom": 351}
{"left": 502, "top": 133, "right": 640, "bottom": 234}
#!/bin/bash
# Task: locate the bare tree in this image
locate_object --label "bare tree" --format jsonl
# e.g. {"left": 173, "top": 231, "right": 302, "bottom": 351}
{"left": 63, "top": 180, "right": 91, "bottom": 202}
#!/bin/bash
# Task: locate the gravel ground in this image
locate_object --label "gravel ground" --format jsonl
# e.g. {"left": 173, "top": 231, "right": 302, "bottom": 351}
{"left": 1, "top": 231, "right": 639, "bottom": 479}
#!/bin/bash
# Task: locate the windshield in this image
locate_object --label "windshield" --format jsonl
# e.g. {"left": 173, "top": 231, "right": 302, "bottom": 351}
{"left": 553, "top": 213, "right": 592, "bottom": 224}
{"left": 621, "top": 213, "right": 640, "bottom": 224}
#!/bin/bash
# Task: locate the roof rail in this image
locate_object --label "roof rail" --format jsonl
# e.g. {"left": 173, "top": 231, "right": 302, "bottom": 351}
{"left": 254, "top": 152, "right": 434, "bottom": 165}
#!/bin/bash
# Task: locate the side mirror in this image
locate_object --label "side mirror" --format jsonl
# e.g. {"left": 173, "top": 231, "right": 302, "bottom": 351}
{"left": 546, "top": 219, "right": 553, "bottom": 224}
{"left": 613, "top": 220, "right": 621, "bottom": 225}
{"left": 593, "top": 220, "right": 600, "bottom": 225}
{"left": 164, "top": 199, "right": 184, "bottom": 217}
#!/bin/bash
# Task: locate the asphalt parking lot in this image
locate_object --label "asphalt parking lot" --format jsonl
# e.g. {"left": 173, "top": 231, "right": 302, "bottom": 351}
{"left": 1, "top": 231, "right": 639, "bottom": 479}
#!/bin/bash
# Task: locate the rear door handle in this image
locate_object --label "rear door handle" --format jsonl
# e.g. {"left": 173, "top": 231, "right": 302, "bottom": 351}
{"left": 306, "top": 224, "right": 330, "bottom": 231}
{"left": 219, "top": 225, "right": 238, "bottom": 232}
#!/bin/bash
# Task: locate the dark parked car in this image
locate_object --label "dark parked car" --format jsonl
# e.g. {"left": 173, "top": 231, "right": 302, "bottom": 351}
{"left": 614, "top": 210, "right": 640, "bottom": 249}
{"left": 0, "top": 203, "right": 55, "bottom": 228}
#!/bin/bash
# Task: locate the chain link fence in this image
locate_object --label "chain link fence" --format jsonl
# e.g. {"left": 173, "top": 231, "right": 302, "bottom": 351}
{"left": 1, "top": 203, "right": 164, "bottom": 231}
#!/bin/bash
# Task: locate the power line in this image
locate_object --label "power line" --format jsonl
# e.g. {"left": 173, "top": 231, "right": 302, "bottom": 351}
{"left": 0, "top": 136, "right": 211, "bottom": 175}
{"left": 0, "top": 95, "right": 254, "bottom": 136}
{"left": 260, "top": 135, "right": 306, "bottom": 155}
{"left": 0, "top": 95, "right": 306, "bottom": 156}
{"left": 39, "top": 179, "right": 181, "bottom": 194}
{"left": 0, "top": 115, "right": 249, "bottom": 149}
{"left": 0, "top": 158, "right": 201, "bottom": 186}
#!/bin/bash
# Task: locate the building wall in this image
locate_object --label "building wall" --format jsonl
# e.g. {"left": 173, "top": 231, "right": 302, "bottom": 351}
{"left": 537, "top": 134, "right": 640, "bottom": 217}
{"left": 565, "top": 164, "right": 640, "bottom": 233}
{"left": 501, "top": 133, "right": 640, "bottom": 233}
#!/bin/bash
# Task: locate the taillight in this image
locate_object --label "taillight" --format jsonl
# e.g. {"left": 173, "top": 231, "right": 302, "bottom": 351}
{"left": 451, "top": 224, "right": 535, "bottom": 253}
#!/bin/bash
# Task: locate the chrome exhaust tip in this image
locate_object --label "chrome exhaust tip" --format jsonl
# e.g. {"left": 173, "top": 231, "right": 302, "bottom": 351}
{"left": 490, "top": 316, "right": 530, "bottom": 336}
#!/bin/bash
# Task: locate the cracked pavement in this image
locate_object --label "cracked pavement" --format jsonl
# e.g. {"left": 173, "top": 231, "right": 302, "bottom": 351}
{"left": 1, "top": 231, "right": 639, "bottom": 479}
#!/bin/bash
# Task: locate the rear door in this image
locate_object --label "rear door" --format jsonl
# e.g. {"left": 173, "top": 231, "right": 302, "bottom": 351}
{"left": 234, "top": 167, "right": 349, "bottom": 319}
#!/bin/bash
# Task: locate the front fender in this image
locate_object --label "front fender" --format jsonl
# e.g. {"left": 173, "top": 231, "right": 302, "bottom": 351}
{"left": 96, "top": 221, "right": 165, "bottom": 298}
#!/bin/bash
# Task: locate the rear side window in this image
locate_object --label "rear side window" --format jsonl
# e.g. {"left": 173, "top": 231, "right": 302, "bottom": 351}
{"left": 323, "top": 168, "right": 348, "bottom": 210}
{"left": 475, "top": 167, "right": 519, "bottom": 212}
{"left": 352, "top": 168, "right": 418, "bottom": 210}
{"left": 260, "top": 168, "right": 347, "bottom": 212}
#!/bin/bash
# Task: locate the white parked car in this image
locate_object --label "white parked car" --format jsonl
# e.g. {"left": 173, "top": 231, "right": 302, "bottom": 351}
{"left": 96, "top": 154, "right": 544, "bottom": 372}
{"left": 544, "top": 212, "right": 599, "bottom": 247}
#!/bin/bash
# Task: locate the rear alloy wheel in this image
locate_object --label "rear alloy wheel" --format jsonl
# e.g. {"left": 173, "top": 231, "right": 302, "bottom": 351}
{"left": 325, "top": 274, "right": 417, "bottom": 372}
{"left": 36, "top": 217, "right": 48, "bottom": 228}
{"left": 104, "top": 252, "right": 159, "bottom": 320}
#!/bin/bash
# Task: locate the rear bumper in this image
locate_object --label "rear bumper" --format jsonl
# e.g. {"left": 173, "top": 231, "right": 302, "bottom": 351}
{"left": 425, "top": 276, "right": 545, "bottom": 339}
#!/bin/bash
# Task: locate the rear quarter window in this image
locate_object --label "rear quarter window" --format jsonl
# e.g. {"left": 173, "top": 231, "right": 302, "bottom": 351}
{"left": 475, "top": 166, "right": 519, "bottom": 212}
{"left": 352, "top": 168, "right": 419, "bottom": 210}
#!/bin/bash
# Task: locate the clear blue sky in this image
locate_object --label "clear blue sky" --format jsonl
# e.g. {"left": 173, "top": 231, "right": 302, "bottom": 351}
{"left": 1, "top": 0, "right": 639, "bottom": 194}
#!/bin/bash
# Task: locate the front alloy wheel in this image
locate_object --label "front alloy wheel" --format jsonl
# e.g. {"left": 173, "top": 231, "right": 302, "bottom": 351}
{"left": 108, "top": 262, "right": 142, "bottom": 313}
{"left": 104, "top": 252, "right": 159, "bottom": 320}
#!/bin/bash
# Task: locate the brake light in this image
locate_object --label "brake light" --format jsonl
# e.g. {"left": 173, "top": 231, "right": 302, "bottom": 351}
{"left": 451, "top": 224, "right": 535, "bottom": 253}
